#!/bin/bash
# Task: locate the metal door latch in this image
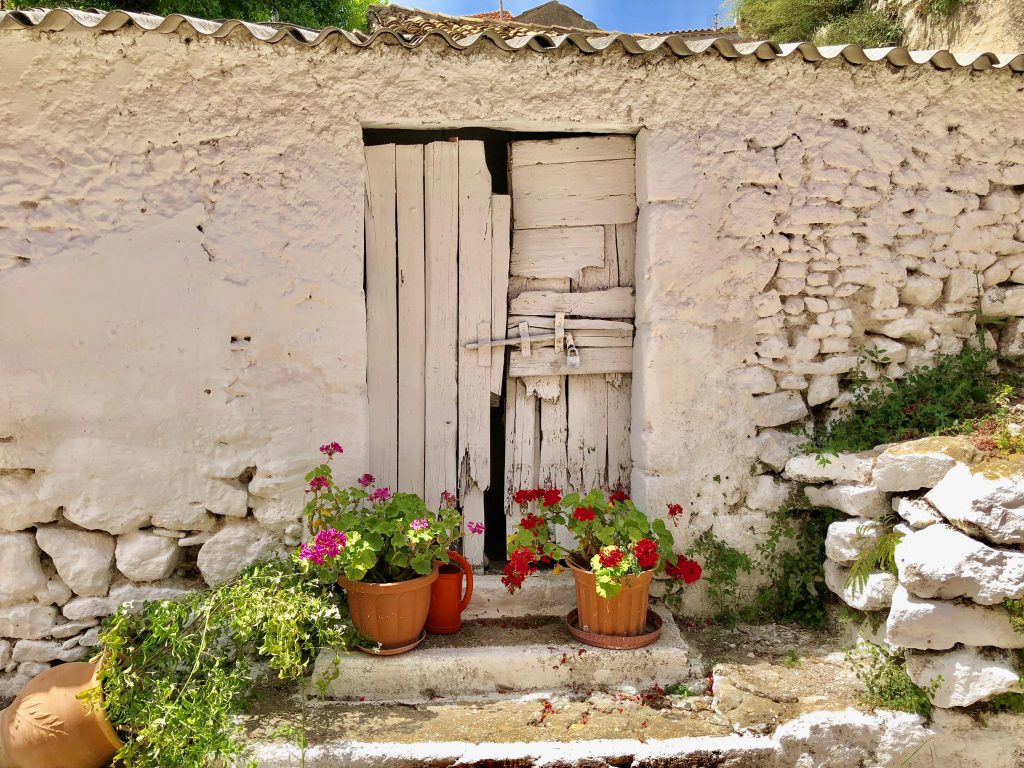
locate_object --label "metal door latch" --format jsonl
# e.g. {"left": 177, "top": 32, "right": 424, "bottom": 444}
{"left": 565, "top": 332, "right": 581, "bottom": 369}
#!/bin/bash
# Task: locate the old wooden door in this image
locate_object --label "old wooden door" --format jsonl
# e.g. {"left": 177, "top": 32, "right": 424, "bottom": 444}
{"left": 502, "top": 136, "right": 637, "bottom": 542}
{"left": 363, "top": 140, "right": 509, "bottom": 566}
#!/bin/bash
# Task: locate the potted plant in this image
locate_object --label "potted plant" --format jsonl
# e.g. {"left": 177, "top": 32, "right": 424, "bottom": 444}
{"left": 0, "top": 557, "right": 355, "bottom": 768}
{"left": 503, "top": 488, "right": 702, "bottom": 648}
{"left": 298, "top": 442, "right": 484, "bottom": 653}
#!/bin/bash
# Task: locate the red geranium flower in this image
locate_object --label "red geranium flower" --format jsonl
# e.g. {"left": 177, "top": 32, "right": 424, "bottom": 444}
{"left": 514, "top": 489, "right": 532, "bottom": 506}
{"left": 666, "top": 557, "right": 702, "bottom": 584}
{"left": 542, "top": 488, "right": 562, "bottom": 507}
{"left": 598, "top": 547, "right": 624, "bottom": 568}
{"left": 520, "top": 513, "right": 544, "bottom": 531}
{"left": 633, "top": 538, "right": 659, "bottom": 569}
{"left": 573, "top": 506, "right": 595, "bottom": 522}
{"left": 667, "top": 503, "right": 683, "bottom": 518}
{"left": 609, "top": 489, "right": 629, "bottom": 504}
{"left": 501, "top": 546, "right": 538, "bottom": 593}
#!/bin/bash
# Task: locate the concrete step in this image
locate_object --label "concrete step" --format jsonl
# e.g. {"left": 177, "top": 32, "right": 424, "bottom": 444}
{"left": 312, "top": 605, "right": 703, "bottom": 702}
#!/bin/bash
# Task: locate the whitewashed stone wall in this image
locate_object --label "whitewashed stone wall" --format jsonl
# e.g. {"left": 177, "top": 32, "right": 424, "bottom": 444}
{"left": 793, "top": 437, "right": 1024, "bottom": 709}
{"left": 0, "top": 21, "right": 1023, "bottom": 686}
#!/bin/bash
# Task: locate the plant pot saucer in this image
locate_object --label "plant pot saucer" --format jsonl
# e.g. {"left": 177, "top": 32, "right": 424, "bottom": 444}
{"left": 566, "top": 609, "right": 663, "bottom": 649}
{"left": 356, "top": 629, "right": 427, "bottom": 656}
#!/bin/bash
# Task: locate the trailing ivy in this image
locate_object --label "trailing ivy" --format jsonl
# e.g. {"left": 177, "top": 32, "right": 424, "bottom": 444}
{"left": 754, "top": 490, "right": 840, "bottom": 630}
{"left": 685, "top": 530, "right": 753, "bottom": 629}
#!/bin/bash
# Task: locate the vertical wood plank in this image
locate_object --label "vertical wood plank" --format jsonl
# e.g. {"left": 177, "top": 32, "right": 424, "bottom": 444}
{"left": 507, "top": 380, "right": 538, "bottom": 538}
{"left": 424, "top": 142, "right": 459, "bottom": 510}
{"left": 538, "top": 378, "right": 571, "bottom": 547}
{"left": 503, "top": 378, "right": 518, "bottom": 520}
{"left": 364, "top": 144, "right": 398, "bottom": 490}
{"left": 567, "top": 375, "right": 608, "bottom": 493}
{"left": 458, "top": 141, "right": 492, "bottom": 566}
{"left": 607, "top": 374, "right": 632, "bottom": 493}
{"left": 615, "top": 222, "right": 636, "bottom": 288}
{"left": 396, "top": 144, "right": 426, "bottom": 497}
{"left": 490, "top": 195, "right": 512, "bottom": 398}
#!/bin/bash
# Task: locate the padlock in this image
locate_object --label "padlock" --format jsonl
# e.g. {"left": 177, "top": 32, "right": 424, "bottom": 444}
{"left": 566, "top": 341, "right": 581, "bottom": 369}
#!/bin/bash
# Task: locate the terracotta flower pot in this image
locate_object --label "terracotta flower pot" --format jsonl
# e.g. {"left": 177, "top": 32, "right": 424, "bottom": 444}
{"left": 425, "top": 551, "right": 474, "bottom": 635}
{"left": 567, "top": 558, "right": 653, "bottom": 637}
{"left": 339, "top": 566, "right": 439, "bottom": 652}
{"left": 0, "top": 661, "right": 122, "bottom": 768}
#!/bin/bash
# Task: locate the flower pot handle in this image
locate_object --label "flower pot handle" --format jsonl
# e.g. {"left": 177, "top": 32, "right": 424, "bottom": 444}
{"left": 447, "top": 550, "right": 474, "bottom": 614}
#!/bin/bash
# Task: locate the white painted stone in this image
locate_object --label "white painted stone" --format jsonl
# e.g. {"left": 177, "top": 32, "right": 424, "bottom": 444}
{"left": 734, "top": 366, "right": 777, "bottom": 395}
{"left": 893, "top": 496, "right": 943, "bottom": 529}
{"left": 35, "top": 527, "right": 114, "bottom": 597}
{"left": 0, "top": 533, "right": 47, "bottom": 607}
{"left": 886, "top": 585, "right": 1024, "bottom": 651}
{"left": 745, "top": 475, "right": 789, "bottom": 512}
{"left": 60, "top": 597, "right": 110, "bottom": 621}
{"left": 0, "top": 640, "right": 9, "bottom": 668}
{"left": 752, "top": 392, "right": 807, "bottom": 428}
{"left": 754, "top": 291, "right": 783, "bottom": 318}
{"left": 12, "top": 639, "right": 86, "bottom": 664}
{"left": 906, "top": 648, "right": 1022, "bottom": 708}
{"left": 115, "top": 530, "right": 181, "bottom": 581}
{"left": 825, "top": 517, "right": 882, "bottom": 565}
{"left": 871, "top": 438, "right": 963, "bottom": 492}
{"left": 50, "top": 618, "right": 98, "bottom": 639}
{"left": 34, "top": 577, "right": 72, "bottom": 608}
{"left": 17, "top": 662, "right": 52, "bottom": 680}
{"left": 784, "top": 452, "right": 876, "bottom": 484}
{"left": 0, "top": 603, "right": 58, "bottom": 640}
{"left": 983, "top": 286, "right": 1024, "bottom": 318}
{"left": 775, "top": 709, "right": 934, "bottom": 768}
{"left": 178, "top": 532, "right": 213, "bottom": 547}
{"left": 151, "top": 505, "right": 217, "bottom": 532}
{"left": 926, "top": 461, "right": 1024, "bottom": 545}
{"left": 900, "top": 275, "right": 944, "bottom": 307}
{"left": 896, "top": 524, "right": 1024, "bottom": 605}
{"left": 999, "top": 318, "right": 1024, "bottom": 357}
{"left": 754, "top": 430, "right": 803, "bottom": 472}
{"left": 805, "top": 484, "right": 889, "bottom": 518}
{"left": 824, "top": 559, "right": 897, "bottom": 611}
{"left": 807, "top": 375, "right": 839, "bottom": 407}
{"left": 197, "top": 521, "right": 280, "bottom": 587}
{"left": 62, "top": 504, "right": 151, "bottom": 536}
{"left": 78, "top": 627, "right": 101, "bottom": 647}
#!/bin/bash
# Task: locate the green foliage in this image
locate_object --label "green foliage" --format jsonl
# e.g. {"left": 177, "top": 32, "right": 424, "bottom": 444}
{"left": 987, "top": 692, "right": 1024, "bottom": 713}
{"left": 845, "top": 517, "right": 903, "bottom": 597}
{"left": 814, "top": 7, "right": 904, "bottom": 46}
{"left": 783, "top": 649, "right": 802, "bottom": 668}
{"left": 754, "top": 492, "right": 840, "bottom": 629}
{"left": 851, "top": 644, "right": 939, "bottom": 717}
{"left": 1006, "top": 599, "right": 1024, "bottom": 634}
{"left": 92, "top": 558, "right": 356, "bottom": 768}
{"left": 803, "top": 345, "right": 999, "bottom": 457}
{"left": 920, "top": 0, "right": 963, "bottom": 15}
{"left": 686, "top": 530, "right": 753, "bottom": 629}
{"left": 665, "top": 682, "right": 693, "bottom": 697}
{"left": 8, "top": 0, "right": 374, "bottom": 30}
{"left": 734, "top": 0, "right": 902, "bottom": 46}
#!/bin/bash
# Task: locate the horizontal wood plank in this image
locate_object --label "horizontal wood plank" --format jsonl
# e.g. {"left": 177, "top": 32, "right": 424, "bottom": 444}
{"left": 510, "top": 226, "right": 605, "bottom": 279}
{"left": 511, "top": 136, "right": 635, "bottom": 167}
{"left": 512, "top": 159, "right": 637, "bottom": 229}
{"left": 510, "top": 347, "right": 632, "bottom": 377}
{"left": 508, "top": 316, "right": 634, "bottom": 332}
{"left": 509, "top": 287, "right": 634, "bottom": 319}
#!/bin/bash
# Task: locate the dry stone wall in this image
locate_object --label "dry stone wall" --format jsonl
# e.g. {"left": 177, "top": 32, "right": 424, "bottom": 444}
{"left": 791, "top": 437, "right": 1024, "bottom": 709}
{"left": 1, "top": 20, "right": 1024, "bottom": 688}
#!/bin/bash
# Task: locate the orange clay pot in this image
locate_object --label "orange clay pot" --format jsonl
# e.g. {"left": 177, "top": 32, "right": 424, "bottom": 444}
{"left": 0, "top": 661, "right": 122, "bottom": 768}
{"left": 425, "top": 551, "right": 474, "bottom": 635}
{"left": 567, "top": 558, "right": 653, "bottom": 637}
{"left": 339, "top": 566, "right": 439, "bottom": 652}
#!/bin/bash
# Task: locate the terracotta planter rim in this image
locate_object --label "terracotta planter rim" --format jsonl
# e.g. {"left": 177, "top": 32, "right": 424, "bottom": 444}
{"left": 339, "top": 566, "right": 439, "bottom": 593}
{"left": 565, "top": 556, "right": 655, "bottom": 579}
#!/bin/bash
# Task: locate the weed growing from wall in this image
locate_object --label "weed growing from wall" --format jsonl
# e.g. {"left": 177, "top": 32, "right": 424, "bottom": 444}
{"left": 685, "top": 530, "right": 754, "bottom": 629}
{"left": 850, "top": 644, "right": 939, "bottom": 717}
{"left": 754, "top": 490, "right": 840, "bottom": 630}
{"left": 845, "top": 517, "right": 903, "bottom": 596}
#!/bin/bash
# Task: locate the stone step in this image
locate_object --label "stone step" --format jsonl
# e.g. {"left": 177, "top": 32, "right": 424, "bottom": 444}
{"left": 312, "top": 605, "right": 702, "bottom": 702}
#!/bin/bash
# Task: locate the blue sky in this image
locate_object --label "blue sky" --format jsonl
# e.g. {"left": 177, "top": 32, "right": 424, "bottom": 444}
{"left": 415, "top": 1, "right": 735, "bottom": 34}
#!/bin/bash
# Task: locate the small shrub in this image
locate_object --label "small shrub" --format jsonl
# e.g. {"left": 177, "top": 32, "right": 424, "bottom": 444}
{"left": 813, "top": 7, "right": 904, "bottom": 46}
{"left": 685, "top": 530, "right": 753, "bottom": 629}
{"left": 754, "top": 491, "right": 839, "bottom": 630}
{"left": 734, "top": 0, "right": 862, "bottom": 42}
{"left": 851, "top": 644, "right": 939, "bottom": 716}
{"left": 803, "top": 346, "right": 999, "bottom": 456}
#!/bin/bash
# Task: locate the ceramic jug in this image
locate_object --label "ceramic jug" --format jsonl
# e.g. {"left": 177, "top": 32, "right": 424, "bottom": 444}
{"left": 424, "top": 550, "right": 474, "bottom": 634}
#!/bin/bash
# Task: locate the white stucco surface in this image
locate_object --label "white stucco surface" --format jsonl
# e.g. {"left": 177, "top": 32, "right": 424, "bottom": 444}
{"left": 1, "top": 22, "right": 1024, "bottom": 667}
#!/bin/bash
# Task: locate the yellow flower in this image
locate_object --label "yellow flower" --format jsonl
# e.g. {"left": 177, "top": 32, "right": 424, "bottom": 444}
{"left": 553, "top": 564, "right": 564, "bottom": 575}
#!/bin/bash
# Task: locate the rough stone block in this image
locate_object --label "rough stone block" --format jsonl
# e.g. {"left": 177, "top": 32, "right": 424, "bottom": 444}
{"left": 825, "top": 517, "right": 882, "bottom": 565}
{"left": 896, "top": 524, "right": 1024, "bottom": 605}
{"left": 197, "top": 520, "right": 281, "bottom": 587}
{"left": 35, "top": 527, "right": 114, "bottom": 598}
{"left": 784, "top": 452, "right": 876, "bottom": 484}
{"left": 116, "top": 530, "right": 182, "bottom": 582}
{"left": 805, "top": 484, "right": 889, "bottom": 518}
{"left": 893, "top": 497, "right": 943, "bottom": 529}
{"left": 0, "top": 603, "right": 58, "bottom": 640}
{"left": 925, "top": 459, "right": 1024, "bottom": 546}
{"left": 886, "top": 585, "right": 1024, "bottom": 650}
{"left": 906, "top": 648, "right": 1021, "bottom": 708}
{"left": 753, "top": 392, "right": 808, "bottom": 428}
{"left": 871, "top": 437, "right": 965, "bottom": 492}
{"left": 0, "top": 533, "right": 47, "bottom": 607}
{"left": 754, "top": 430, "right": 803, "bottom": 472}
{"left": 824, "top": 559, "right": 896, "bottom": 612}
